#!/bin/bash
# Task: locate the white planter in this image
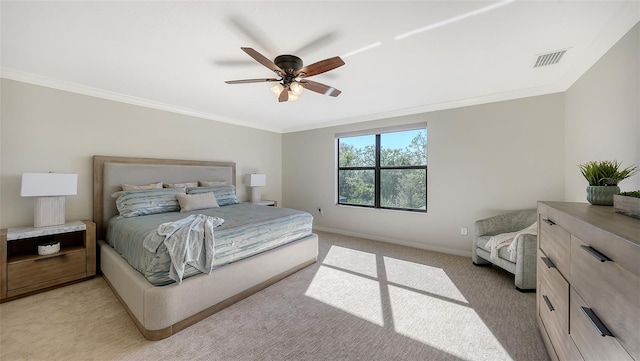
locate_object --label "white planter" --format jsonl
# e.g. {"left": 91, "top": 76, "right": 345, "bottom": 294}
{"left": 613, "top": 194, "right": 640, "bottom": 219}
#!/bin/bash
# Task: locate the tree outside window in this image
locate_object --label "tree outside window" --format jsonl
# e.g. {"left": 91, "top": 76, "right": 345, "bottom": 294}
{"left": 337, "top": 127, "right": 427, "bottom": 212}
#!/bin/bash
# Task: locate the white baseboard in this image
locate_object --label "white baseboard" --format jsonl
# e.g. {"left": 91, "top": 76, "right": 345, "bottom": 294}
{"left": 312, "top": 226, "right": 472, "bottom": 258}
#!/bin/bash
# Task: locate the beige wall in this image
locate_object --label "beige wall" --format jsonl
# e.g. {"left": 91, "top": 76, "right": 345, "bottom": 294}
{"left": 282, "top": 22, "right": 639, "bottom": 256}
{"left": 0, "top": 79, "right": 282, "bottom": 228}
{"left": 283, "top": 94, "right": 565, "bottom": 256}
{"left": 565, "top": 22, "right": 640, "bottom": 200}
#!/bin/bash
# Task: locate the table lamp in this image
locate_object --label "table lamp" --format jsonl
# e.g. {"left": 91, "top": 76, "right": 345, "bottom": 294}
{"left": 21, "top": 172, "right": 78, "bottom": 227}
{"left": 244, "top": 173, "right": 266, "bottom": 203}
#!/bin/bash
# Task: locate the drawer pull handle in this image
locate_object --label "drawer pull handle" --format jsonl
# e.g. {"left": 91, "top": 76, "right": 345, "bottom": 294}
{"left": 541, "top": 257, "right": 556, "bottom": 268}
{"left": 581, "top": 307, "right": 613, "bottom": 337}
{"left": 543, "top": 218, "right": 555, "bottom": 226}
{"left": 580, "top": 245, "right": 612, "bottom": 263}
{"left": 35, "top": 253, "right": 66, "bottom": 262}
{"left": 543, "top": 295, "right": 554, "bottom": 312}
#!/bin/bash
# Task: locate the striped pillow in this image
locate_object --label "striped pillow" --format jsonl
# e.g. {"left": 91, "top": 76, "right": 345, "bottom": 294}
{"left": 187, "top": 185, "right": 239, "bottom": 206}
{"left": 111, "top": 188, "right": 185, "bottom": 218}
{"left": 198, "top": 180, "right": 227, "bottom": 187}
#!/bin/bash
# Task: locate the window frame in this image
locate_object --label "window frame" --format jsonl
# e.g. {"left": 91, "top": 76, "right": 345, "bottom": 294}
{"left": 336, "top": 124, "right": 427, "bottom": 212}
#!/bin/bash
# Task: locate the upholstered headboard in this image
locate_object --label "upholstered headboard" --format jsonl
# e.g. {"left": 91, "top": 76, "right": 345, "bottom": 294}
{"left": 93, "top": 155, "right": 236, "bottom": 240}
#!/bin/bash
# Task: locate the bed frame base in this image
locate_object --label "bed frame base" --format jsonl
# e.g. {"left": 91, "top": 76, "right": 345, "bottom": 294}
{"left": 102, "top": 257, "right": 316, "bottom": 340}
{"left": 99, "top": 234, "right": 318, "bottom": 341}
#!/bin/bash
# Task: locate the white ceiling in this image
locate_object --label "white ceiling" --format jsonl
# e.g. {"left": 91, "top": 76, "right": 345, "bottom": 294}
{"left": 2, "top": 1, "right": 639, "bottom": 133}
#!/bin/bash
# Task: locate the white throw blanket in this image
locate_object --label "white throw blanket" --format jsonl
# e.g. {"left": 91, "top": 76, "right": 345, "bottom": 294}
{"left": 486, "top": 221, "right": 537, "bottom": 262}
{"left": 143, "top": 214, "right": 224, "bottom": 283}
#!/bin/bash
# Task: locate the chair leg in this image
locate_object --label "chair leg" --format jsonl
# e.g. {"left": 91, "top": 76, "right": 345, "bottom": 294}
{"left": 515, "top": 286, "right": 536, "bottom": 293}
{"left": 472, "top": 261, "right": 491, "bottom": 267}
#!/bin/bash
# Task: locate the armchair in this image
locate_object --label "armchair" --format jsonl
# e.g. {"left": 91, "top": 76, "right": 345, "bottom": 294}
{"left": 472, "top": 209, "right": 538, "bottom": 292}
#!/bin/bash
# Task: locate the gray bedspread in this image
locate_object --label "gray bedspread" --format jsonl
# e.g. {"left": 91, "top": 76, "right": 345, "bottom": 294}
{"left": 106, "top": 203, "right": 313, "bottom": 286}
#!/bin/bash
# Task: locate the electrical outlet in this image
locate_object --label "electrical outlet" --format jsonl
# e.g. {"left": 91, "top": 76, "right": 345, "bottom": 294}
{"left": 460, "top": 227, "right": 468, "bottom": 235}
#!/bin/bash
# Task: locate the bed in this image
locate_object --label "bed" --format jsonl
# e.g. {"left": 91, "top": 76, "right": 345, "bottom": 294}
{"left": 93, "top": 155, "right": 318, "bottom": 340}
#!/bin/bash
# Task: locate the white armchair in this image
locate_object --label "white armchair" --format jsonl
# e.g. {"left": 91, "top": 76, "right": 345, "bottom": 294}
{"left": 472, "top": 209, "right": 538, "bottom": 292}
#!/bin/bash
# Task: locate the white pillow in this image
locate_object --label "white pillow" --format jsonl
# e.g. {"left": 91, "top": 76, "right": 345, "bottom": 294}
{"left": 199, "top": 180, "right": 227, "bottom": 187}
{"left": 177, "top": 192, "right": 219, "bottom": 212}
{"left": 164, "top": 181, "right": 198, "bottom": 188}
{"left": 122, "top": 181, "right": 163, "bottom": 191}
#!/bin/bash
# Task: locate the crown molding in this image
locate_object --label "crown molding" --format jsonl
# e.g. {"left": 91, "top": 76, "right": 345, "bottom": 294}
{"left": 0, "top": 68, "right": 282, "bottom": 134}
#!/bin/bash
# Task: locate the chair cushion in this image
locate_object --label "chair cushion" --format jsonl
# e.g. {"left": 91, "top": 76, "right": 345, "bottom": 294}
{"left": 476, "top": 236, "right": 515, "bottom": 263}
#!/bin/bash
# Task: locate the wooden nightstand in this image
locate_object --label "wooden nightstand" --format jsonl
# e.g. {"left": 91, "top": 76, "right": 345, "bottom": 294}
{"left": 0, "top": 220, "right": 96, "bottom": 302}
{"left": 251, "top": 200, "right": 277, "bottom": 207}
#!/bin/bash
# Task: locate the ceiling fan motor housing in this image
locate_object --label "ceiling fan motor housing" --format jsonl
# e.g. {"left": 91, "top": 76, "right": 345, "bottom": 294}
{"left": 274, "top": 55, "right": 303, "bottom": 75}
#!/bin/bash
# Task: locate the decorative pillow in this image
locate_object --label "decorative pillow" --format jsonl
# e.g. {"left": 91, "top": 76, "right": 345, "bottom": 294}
{"left": 187, "top": 185, "right": 239, "bottom": 206}
{"left": 176, "top": 192, "right": 219, "bottom": 212}
{"left": 199, "top": 180, "right": 227, "bottom": 187}
{"left": 164, "top": 181, "right": 198, "bottom": 188}
{"left": 111, "top": 188, "right": 185, "bottom": 218}
{"left": 122, "top": 181, "right": 163, "bottom": 191}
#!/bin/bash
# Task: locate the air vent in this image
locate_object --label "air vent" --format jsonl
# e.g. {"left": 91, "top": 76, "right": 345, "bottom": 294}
{"left": 533, "top": 49, "right": 567, "bottom": 68}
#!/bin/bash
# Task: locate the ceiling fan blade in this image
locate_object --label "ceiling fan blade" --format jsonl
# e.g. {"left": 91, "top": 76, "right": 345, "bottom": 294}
{"left": 278, "top": 87, "right": 289, "bottom": 102}
{"left": 241, "top": 47, "right": 285, "bottom": 75}
{"left": 300, "top": 80, "right": 341, "bottom": 97}
{"left": 213, "top": 59, "right": 256, "bottom": 67}
{"left": 229, "top": 16, "right": 277, "bottom": 56}
{"left": 296, "top": 57, "right": 345, "bottom": 78}
{"left": 292, "top": 31, "right": 338, "bottom": 56}
{"left": 225, "top": 78, "right": 280, "bottom": 84}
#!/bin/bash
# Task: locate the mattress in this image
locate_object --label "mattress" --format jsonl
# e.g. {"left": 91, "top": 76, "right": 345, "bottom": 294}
{"left": 106, "top": 203, "right": 313, "bottom": 286}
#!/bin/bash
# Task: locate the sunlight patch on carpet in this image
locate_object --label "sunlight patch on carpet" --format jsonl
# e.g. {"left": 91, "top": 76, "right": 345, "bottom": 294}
{"left": 388, "top": 285, "right": 513, "bottom": 361}
{"left": 305, "top": 245, "right": 513, "bottom": 360}
{"left": 383, "top": 256, "right": 468, "bottom": 304}
{"left": 321, "top": 245, "right": 378, "bottom": 278}
{"left": 305, "top": 265, "right": 384, "bottom": 326}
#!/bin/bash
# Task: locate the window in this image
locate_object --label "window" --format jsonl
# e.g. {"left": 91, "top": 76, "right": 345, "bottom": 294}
{"left": 337, "top": 124, "right": 427, "bottom": 212}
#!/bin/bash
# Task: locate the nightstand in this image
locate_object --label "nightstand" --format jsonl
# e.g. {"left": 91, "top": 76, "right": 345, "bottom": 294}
{"left": 251, "top": 200, "right": 277, "bottom": 207}
{"left": 0, "top": 220, "right": 96, "bottom": 302}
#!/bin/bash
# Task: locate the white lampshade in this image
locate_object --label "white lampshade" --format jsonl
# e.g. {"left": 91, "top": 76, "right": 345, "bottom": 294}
{"left": 290, "top": 81, "right": 304, "bottom": 96}
{"left": 270, "top": 84, "right": 284, "bottom": 97}
{"left": 244, "top": 174, "right": 266, "bottom": 203}
{"left": 21, "top": 173, "right": 78, "bottom": 227}
{"left": 244, "top": 173, "right": 266, "bottom": 187}
{"left": 21, "top": 173, "right": 78, "bottom": 196}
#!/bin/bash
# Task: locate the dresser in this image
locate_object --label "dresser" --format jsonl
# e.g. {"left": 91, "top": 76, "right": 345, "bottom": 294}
{"left": 537, "top": 202, "right": 639, "bottom": 361}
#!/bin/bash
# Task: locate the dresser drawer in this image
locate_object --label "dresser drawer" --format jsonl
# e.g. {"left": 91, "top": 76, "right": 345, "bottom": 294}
{"left": 570, "top": 235, "right": 640, "bottom": 359}
{"left": 538, "top": 213, "right": 571, "bottom": 277}
{"left": 570, "top": 287, "right": 633, "bottom": 361}
{"left": 7, "top": 250, "right": 87, "bottom": 290}
{"left": 538, "top": 254, "right": 575, "bottom": 361}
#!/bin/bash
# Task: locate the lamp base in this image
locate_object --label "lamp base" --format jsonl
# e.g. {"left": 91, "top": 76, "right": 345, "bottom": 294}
{"left": 34, "top": 196, "right": 66, "bottom": 227}
{"left": 250, "top": 187, "right": 262, "bottom": 203}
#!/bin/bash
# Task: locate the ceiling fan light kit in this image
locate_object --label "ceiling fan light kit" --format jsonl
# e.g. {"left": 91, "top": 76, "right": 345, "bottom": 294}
{"left": 225, "top": 47, "right": 344, "bottom": 102}
{"left": 270, "top": 82, "right": 304, "bottom": 101}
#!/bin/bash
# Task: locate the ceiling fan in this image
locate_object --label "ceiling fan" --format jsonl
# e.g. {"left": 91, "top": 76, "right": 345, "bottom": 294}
{"left": 225, "top": 47, "right": 345, "bottom": 102}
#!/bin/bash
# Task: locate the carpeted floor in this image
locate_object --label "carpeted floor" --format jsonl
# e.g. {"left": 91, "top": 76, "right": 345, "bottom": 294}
{"left": 0, "top": 231, "right": 549, "bottom": 361}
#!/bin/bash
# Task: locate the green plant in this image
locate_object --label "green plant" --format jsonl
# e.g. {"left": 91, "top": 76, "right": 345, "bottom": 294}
{"left": 620, "top": 190, "right": 640, "bottom": 198}
{"left": 579, "top": 160, "right": 639, "bottom": 186}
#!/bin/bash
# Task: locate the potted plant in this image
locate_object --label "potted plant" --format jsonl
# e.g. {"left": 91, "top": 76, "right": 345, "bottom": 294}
{"left": 578, "top": 160, "right": 638, "bottom": 205}
{"left": 614, "top": 190, "right": 640, "bottom": 219}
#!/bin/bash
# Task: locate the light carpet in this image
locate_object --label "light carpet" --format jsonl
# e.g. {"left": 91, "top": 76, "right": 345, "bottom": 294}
{"left": 0, "top": 231, "right": 549, "bottom": 361}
